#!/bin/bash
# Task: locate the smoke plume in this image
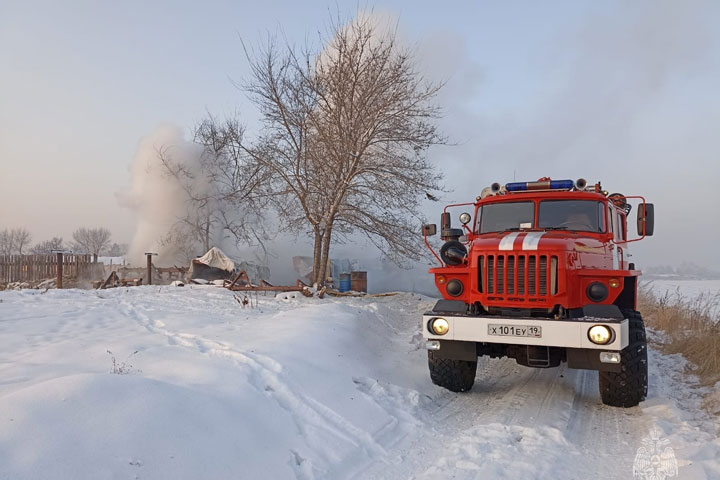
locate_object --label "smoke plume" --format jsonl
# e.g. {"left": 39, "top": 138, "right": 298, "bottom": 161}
{"left": 117, "top": 125, "right": 206, "bottom": 266}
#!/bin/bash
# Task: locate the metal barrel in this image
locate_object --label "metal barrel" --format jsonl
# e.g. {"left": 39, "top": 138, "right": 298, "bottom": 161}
{"left": 339, "top": 273, "right": 351, "bottom": 292}
{"left": 350, "top": 271, "right": 367, "bottom": 293}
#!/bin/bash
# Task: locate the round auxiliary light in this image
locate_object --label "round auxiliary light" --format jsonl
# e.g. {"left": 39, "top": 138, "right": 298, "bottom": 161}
{"left": 588, "top": 325, "right": 613, "bottom": 345}
{"left": 459, "top": 212, "right": 472, "bottom": 225}
{"left": 586, "top": 282, "right": 609, "bottom": 302}
{"left": 428, "top": 317, "right": 450, "bottom": 336}
{"left": 446, "top": 279, "right": 464, "bottom": 297}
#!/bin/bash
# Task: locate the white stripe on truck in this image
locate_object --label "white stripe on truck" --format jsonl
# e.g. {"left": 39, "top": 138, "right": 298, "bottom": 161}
{"left": 522, "top": 232, "right": 545, "bottom": 250}
{"left": 498, "top": 232, "right": 520, "bottom": 250}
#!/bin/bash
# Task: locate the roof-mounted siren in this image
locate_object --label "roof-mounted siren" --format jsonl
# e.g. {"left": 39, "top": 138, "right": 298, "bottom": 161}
{"left": 479, "top": 182, "right": 505, "bottom": 199}
{"left": 574, "top": 178, "right": 587, "bottom": 191}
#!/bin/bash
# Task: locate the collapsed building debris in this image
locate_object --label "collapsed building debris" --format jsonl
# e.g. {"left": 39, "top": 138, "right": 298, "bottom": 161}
{"left": 223, "top": 270, "right": 314, "bottom": 296}
{"left": 189, "top": 247, "right": 235, "bottom": 282}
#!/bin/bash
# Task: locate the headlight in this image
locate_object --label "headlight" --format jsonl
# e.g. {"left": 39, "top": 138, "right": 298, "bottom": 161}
{"left": 446, "top": 279, "right": 464, "bottom": 297}
{"left": 428, "top": 317, "right": 450, "bottom": 336}
{"left": 588, "top": 325, "right": 613, "bottom": 345}
{"left": 586, "top": 282, "right": 608, "bottom": 302}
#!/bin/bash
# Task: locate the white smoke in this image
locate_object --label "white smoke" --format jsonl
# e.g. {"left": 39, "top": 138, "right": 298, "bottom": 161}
{"left": 415, "top": 0, "right": 720, "bottom": 270}
{"left": 117, "top": 124, "right": 206, "bottom": 266}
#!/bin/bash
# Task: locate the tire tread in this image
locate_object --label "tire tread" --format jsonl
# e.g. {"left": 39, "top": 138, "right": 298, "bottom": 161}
{"left": 428, "top": 351, "right": 477, "bottom": 392}
{"left": 598, "top": 309, "right": 648, "bottom": 407}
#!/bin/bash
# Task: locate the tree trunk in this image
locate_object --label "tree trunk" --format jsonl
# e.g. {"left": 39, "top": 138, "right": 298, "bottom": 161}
{"left": 317, "top": 224, "right": 333, "bottom": 286}
{"left": 204, "top": 217, "right": 210, "bottom": 252}
{"left": 311, "top": 229, "right": 323, "bottom": 285}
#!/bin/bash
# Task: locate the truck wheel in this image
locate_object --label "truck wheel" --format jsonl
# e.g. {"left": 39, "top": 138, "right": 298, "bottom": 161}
{"left": 599, "top": 310, "right": 648, "bottom": 407}
{"left": 428, "top": 350, "right": 477, "bottom": 392}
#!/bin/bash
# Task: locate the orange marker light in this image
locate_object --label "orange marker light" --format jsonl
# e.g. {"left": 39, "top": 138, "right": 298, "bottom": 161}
{"left": 437, "top": 275, "right": 447, "bottom": 285}
{"left": 609, "top": 279, "right": 620, "bottom": 288}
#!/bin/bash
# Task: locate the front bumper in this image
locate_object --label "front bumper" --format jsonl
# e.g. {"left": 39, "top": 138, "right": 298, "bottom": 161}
{"left": 422, "top": 313, "right": 629, "bottom": 351}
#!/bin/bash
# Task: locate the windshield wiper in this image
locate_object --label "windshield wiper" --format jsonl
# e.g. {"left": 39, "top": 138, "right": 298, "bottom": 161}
{"left": 544, "top": 226, "right": 569, "bottom": 231}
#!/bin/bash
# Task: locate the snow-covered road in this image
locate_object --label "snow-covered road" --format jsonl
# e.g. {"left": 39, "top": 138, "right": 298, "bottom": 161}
{"left": 0, "top": 286, "right": 717, "bottom": 479}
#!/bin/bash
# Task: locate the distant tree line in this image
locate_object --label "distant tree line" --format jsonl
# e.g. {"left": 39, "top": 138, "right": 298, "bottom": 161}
{"left": 645, "top": 262, "right": 720, "bottom": 279}
{"left": 0, "top": 227, "right": 127, "bottom": 257}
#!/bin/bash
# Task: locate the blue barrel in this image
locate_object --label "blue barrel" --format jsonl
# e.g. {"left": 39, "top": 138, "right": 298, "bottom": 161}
{"left": 339, "top": 273, "right": 351, "bottom": 292}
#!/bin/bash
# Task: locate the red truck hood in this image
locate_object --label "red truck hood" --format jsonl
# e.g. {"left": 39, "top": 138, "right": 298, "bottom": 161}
{"left": 471, "top": 231, "right": 606, "bottom": 253}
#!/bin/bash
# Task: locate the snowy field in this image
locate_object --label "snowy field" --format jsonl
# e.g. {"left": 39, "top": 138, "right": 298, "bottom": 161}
{"left": 1, "top": 286, "right": 718, "bottom": 479}
{"left": 642, "top": 279, "right": 720, "bottom": 300}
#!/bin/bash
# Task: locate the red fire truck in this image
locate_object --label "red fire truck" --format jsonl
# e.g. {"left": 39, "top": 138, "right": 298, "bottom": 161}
{"left": 421, "top": 178, "right": 654, "bottom": 407}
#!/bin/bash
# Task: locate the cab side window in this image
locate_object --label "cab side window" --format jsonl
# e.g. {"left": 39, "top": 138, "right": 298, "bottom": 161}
{"left": 617, "top": 212, "right": 626, "bottom": 241}
{"left": 608, "top": 207, "right": 624, "bottom": 241}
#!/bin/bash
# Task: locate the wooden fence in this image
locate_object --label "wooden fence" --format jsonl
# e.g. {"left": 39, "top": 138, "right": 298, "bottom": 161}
{"left": 0, "top": 254, "right": 98, "bottom": 284}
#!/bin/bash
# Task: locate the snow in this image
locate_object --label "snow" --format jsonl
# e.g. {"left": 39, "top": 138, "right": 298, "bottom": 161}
{"left": 642, "top": 279, "right": 720, "bottom": 300}
{"left": 0, "top": 287, "right": 718, "bottom": 479}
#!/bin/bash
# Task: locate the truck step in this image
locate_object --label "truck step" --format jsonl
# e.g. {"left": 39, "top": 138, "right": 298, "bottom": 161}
{"left": 526, "top": 345, "right": 551, "bottom": 368}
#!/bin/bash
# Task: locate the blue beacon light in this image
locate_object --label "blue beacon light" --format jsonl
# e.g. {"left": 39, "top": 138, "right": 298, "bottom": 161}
{"left": 505, "top": 179, "right": 574, "bottom": 191}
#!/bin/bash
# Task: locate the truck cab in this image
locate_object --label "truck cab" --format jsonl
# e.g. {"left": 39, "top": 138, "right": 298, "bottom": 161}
{"left": 421, "top": 178, "right": 654, "bottom": 407}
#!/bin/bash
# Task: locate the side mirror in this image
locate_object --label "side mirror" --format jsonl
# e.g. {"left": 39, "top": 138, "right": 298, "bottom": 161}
{"left": 637, "top": 203, "right": 654, "bottom": 236}
{"left": 422, "top": 224, "right": 437, "bottom": 236}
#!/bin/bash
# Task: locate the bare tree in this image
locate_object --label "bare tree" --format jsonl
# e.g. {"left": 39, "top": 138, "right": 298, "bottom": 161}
{"left": 104, "top": 243, "right": 127, "bottom": 257}
{"left": 156, "top": 116, "right": 271, "bottom": 260}
{"left": 239, "top": 15, "right": 445, "bottom": 284}
{"left": 13, "top": 228, "right": 31, "bottom": 254}
{"left": 72, "top": 227, "right": 112, "bottom": 256}
{"left": 0, "top": 228, "right": 32, "bottom": 255}
{"left": 31, "top": 237, "right": 65, "bottom": 254}
{"left": 158, "top": 224, "right": 204, "bottom": 265}
{"left": 0, "top": 229, "right": 11, "bottom": 255}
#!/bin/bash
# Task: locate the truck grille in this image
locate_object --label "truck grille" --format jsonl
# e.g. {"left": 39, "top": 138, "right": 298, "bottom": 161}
{"left": 479, "top": 254, "right": 558, "bottom": 299}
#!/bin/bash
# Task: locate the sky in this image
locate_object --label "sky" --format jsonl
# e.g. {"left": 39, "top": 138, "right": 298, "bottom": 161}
{"left": 1, "top": 0, "right": 719, "bottom": 275}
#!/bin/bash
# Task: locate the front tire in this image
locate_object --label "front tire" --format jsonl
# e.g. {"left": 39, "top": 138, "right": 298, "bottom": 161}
{"left": 428, "top": 350, "right": 477, "bottom": 392}
{"left": 599, "top": 310, "right": 648, "bottom": 407}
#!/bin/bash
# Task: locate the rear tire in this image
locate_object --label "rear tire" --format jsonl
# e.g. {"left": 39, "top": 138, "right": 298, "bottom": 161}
{"left": 428, "top": 350, "right": 477, "bottom": 392}
{"left": 599, "top": 310, "right": 648, "bottom": 407}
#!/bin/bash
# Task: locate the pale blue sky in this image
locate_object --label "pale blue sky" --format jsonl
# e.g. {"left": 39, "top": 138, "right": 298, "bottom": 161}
{"left": 1, "top": 0, "right": 719, "bottom": 269}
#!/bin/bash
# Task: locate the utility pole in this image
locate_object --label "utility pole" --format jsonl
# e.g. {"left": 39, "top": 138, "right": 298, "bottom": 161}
{"left": 145, "top": 252, "right": 158, "bottom": 285}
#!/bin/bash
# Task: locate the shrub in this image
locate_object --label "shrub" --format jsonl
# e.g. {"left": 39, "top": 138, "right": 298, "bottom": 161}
{"left": 107, "top": 349, "right": 140, "bottom": 375}
{"left": 639, "top": 284, "right": 720, "bottom": 386}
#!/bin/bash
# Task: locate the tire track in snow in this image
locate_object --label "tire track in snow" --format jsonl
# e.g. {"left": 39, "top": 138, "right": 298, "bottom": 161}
{"left": 119, "top": 300, "right": 386, "bottom": 479}
{"left": 351, "top": 377, "right": 437, "bottom": 448}
{"left": 563, "top": 369, "right": 650, "bottom": 479}
{"left": 352, "top": 359, "right": 637, "bottom": 480}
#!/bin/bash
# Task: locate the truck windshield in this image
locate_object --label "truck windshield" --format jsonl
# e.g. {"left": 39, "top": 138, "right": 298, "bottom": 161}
{"left": 477, "top": 202, "right": 534, "bottom": 233}
{"left": 538, "top": 200, "right": 604, "bottom": 232}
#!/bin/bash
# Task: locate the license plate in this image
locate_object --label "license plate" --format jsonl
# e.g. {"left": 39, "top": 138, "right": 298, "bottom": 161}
{"left": 488, "top": 324, "right": 542, "bottom": 338}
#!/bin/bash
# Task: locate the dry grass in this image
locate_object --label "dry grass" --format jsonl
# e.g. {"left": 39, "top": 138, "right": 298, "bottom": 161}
{"left": 639, "top": 284, "right": 720, "bottom": 386}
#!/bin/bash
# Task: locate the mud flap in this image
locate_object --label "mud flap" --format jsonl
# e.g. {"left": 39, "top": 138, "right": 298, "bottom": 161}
{"left": 433, "top": 340, "right": 477, "bottom": 361}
